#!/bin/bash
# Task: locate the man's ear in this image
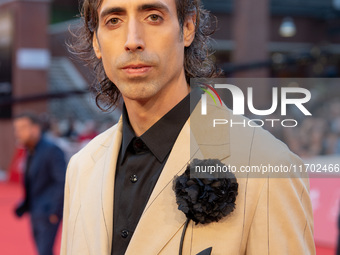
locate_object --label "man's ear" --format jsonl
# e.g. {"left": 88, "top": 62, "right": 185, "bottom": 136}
{"left": 93, "top": 32, "right": 102, "bottom": 59}
{"left": 183, "top": 13, "right": 197, "bottom": 47}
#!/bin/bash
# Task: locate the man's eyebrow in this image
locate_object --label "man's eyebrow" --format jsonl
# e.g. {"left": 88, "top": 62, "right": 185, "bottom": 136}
{"left": 99, "top": 2, "right": 170, "bottom": 20}
{"left": 138, "top": 2, "right": 170, "bottom": 13}
{"left": 100, "top": 7, "right": 126, "bottom": 19}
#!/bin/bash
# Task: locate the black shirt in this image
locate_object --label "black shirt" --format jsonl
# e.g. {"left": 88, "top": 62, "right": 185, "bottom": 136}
{"left": 111, "top": 94, "right": 192, "bottom": 255}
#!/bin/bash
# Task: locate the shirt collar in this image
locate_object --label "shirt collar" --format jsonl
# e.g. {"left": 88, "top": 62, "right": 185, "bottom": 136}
{"left": 120, "top": 107, "right": 136, "bottom": 161}
{"left": 120, "top": 90, "right": 200, "bottom": 163}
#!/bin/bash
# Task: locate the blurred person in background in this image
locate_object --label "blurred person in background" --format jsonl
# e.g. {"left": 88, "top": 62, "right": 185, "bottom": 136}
{"left": 13, "top": 112, "right": 66, "bottom": 255}
{"left": 62, "top": 117, "right": 78, "bottom": 141}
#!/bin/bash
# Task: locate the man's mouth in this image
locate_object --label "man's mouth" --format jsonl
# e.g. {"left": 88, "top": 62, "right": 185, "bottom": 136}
{"left": 129, "top": 66, "right": 145, "bottom": 69}
{"left": 122, "top": 64, "right": 152, "bottom": 75}
{"left": 122, "top": 64, "right": 151, "bottom": 69}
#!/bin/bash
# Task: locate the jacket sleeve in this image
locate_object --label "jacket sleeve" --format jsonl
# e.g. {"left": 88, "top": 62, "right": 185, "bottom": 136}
{"left": 49, "top": 145, "right": 67, "bottom": 218}
{"left": 60, "top": 155, "right": 73, "bottom": 255}
{"left": 246, "top": 152, "right": 315, "bottom": 255}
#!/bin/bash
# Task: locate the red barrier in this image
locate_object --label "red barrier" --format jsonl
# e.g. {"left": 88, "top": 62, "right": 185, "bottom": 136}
{"left": 8, "top": 147, "right": 26, "bottom": 183}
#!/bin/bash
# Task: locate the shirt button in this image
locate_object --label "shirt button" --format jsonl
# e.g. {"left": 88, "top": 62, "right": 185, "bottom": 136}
{"left": 121, "top": 229, "right": 129, "bottom": 238}
{"left": 130, "top": 174, "right": 138, "bottom": 183}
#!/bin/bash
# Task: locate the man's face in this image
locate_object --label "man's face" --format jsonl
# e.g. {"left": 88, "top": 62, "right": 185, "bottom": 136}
{"left": 13, "top": 117, "right": 39, "bottom": 147}
{"left": 93, "top": 0, "right": 195, "bottom": 102}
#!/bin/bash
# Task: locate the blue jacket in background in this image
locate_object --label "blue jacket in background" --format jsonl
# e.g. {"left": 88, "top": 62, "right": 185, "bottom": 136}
{"left": 15, "top": 136, "right": 67, "bottom": 219}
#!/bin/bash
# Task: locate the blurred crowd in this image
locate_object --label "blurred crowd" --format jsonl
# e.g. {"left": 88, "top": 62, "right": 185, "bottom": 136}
{"left": 39, "top": 115, "right": 115, "bottom": 162}
{"left": 270, "top": 99, "right": 340, "bottom": 158}
{"left": 24, "top": 97, "right": 340, "bottom": 163}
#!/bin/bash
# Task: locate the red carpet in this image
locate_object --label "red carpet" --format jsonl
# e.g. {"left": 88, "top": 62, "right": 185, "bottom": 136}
{"left": 0, "top": 181, "right": 337, "bottom": 255}
{"left": 0, "top": 182, "right": 61, "bottom": 255}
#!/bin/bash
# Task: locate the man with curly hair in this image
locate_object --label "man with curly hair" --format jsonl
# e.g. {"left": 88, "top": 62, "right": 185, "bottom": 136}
{"left": 61, "top": 0, "right": 315, "bottom": 254}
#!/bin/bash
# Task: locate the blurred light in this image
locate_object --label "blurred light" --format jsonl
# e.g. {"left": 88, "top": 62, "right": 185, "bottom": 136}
{"left": 279, "top": 17, "right": 296, "bottom": 37}
{"left": 17, "top": 48, "right": 51, "bottom": 70}
{"left": 333, "top": 0, "right": 340, "bottom": 10}
{"left": 0, "top": 12, "right": 12, "bottom": 46}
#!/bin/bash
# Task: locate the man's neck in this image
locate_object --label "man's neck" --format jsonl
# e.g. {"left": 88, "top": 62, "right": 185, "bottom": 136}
{"left": 124, "top": 82, "right": 190, "bottom": 137}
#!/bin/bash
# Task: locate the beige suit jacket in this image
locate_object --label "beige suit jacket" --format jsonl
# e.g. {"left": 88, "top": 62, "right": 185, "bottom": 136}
{"left": 60, "top": 100, "right": 315, "bottom": 255}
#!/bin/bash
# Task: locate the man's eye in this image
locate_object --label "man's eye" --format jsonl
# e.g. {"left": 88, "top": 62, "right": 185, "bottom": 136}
{"left": 148, "top": 14, "right": 162, "bottom": 22}
{"left": 108, "top": 18, "right": 120, "bottom": 25}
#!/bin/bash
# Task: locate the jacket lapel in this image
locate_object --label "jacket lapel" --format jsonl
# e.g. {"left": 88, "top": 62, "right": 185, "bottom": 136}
{"left": 80, "top": 119, "right": 123, "bottom": 254}
{"left": 125, "top": 119, "right": 197, "bottom": 255}
{"left": 126, "top": 99, "right": 231, "bottom": 254}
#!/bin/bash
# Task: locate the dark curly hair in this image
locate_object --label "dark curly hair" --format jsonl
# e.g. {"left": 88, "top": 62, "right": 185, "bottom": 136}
{"left": 68, "top": 0, "right": 220, "bottom": 111}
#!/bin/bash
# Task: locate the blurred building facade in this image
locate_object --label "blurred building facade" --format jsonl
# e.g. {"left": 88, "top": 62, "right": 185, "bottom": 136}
{"left": 0, "top": 0, "right": 51, "bottom": 172}
{"left": 207, "top": 0, "right": 340, "bottom": 77}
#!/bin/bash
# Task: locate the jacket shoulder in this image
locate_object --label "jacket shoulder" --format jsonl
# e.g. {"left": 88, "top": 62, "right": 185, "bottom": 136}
{"left": 230, "top": 113, "right": 295, "bottom": 157}
{"left": 67, "top": 122, "right": 120, "bottom": 175}
{"left": 80, "top": 123, "right": 119, "bottom": 152}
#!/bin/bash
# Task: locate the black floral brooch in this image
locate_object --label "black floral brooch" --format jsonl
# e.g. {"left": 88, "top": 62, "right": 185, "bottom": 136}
{"left": 173, "top": 158, "right": 238, "bottom": 255}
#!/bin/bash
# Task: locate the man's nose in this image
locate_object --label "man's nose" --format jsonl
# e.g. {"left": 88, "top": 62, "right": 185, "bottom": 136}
{"left": 124, "top": 19, "right": 145, "bottom": 52}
